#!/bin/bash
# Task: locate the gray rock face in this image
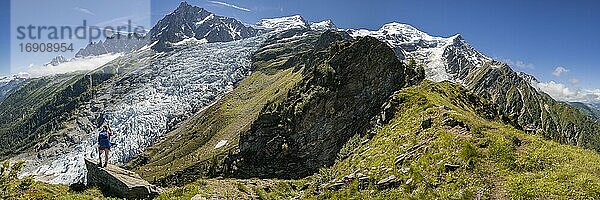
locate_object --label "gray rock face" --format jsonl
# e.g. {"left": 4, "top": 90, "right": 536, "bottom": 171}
{"left": 376, "top": 175, "right": 399, "bottom": 189}
{"left": 237, "top": 33, "right": 421, "bottom": 179}
{"left": 148, "top": 2, "right": 260, "bottom": 51}
{"left": 442, "top": 35, "right": 490, "bottom": 81}
{"left": 75, "top": 33, "right": 147, "bottom": 58}
{"left": 516, "top": 71, "right": 539, "bottom": 84}
{"left": 84, "top": 158, "right": 159, "bottom": 199}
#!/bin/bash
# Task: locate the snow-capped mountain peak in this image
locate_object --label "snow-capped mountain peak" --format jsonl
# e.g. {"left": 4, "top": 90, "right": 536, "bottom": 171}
{"left": 256, "top": 15, "right": 309, "bottom": 31}
{"left": 379, "top": 22, "right": 435, "bottom": 40}
{"left": 348, "top": 22, "right": 491, "bottom": 82}
{"left": 148, "top": 2, "right": 259, "bottom": 51}
{"left": 310, "top": 19, "right": 336, "bottom": 31}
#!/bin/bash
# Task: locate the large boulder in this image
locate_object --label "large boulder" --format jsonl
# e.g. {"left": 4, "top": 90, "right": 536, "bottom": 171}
{"left": 85, "top": 158, "right": 159, "bottom": 199}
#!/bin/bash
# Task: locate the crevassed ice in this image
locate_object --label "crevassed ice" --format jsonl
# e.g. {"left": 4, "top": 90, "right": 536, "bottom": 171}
{"left": 28, "top": 35, "right": 268, "bottom": 184}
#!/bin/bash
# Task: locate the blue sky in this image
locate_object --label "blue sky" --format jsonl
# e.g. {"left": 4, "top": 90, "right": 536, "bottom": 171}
{"left": 6, "top": 0, "right": 150, "bottom": 76}
{"left": 0, "top": 1, "right": 8, "bottom": 76}
{"left": 2, "top": 0, "right": 600, "bottom": 101}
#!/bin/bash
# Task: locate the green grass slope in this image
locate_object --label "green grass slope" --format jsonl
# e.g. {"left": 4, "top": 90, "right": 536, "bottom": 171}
{"left": 304, "top": 80, "right": 600, "bottom": 199}
{"left": 159, "top": 81, "right": 600, "bottom": 199}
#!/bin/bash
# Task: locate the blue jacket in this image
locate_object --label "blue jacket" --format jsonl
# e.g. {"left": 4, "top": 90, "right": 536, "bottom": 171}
{"left": 98, "top": 131, "right": 111, "bottom": 148}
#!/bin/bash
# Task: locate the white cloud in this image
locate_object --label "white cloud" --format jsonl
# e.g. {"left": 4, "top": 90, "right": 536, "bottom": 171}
{"left": 514, "top": 60, "right": 534, "bottom": 69}
{"left": 552, "top": 66, "right": 569, "bottom": 77}
{"left": 533, "top": 81, "right": 600, "bottom": 103}
{"left": 74, "top": 7, "right": 95, "bottom": 16}
{"left": 496, "top": 58, "right": 534, "bottom": 69}
{"left": 25, "top": 54, "right": 121, "bottom": 77}
{"left": 569, "top": 78, "right": 580, "bottom": 85}
{"left": 208, "top": 1, "right": 251, "bottom": 12}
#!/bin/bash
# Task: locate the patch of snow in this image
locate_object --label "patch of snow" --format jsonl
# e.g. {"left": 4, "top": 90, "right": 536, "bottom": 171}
{"left": 196, "top": 14, "right": 214, "bottom": 26}
{"left": 214, "top": 140, "right": 228, "bottom": 149}
{"left": 138, "top": 41, "right": 159, "bottom": 52}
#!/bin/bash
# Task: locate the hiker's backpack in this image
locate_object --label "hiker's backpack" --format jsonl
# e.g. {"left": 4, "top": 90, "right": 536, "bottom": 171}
{"left": 98, "top": 131, "right": 111, "bottom": 148}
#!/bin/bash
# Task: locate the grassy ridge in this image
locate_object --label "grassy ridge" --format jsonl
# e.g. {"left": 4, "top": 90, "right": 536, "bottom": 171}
{"left": 158, "top": 81, "right": 600, "bottom": 199}
{"left": 305, "top": 81, "right": 600, "bottom": 199}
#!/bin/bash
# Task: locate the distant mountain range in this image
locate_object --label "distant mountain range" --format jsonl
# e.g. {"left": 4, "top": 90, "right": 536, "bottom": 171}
{"left": 570, "top": 102, "right": 600, "bottom": 121}
{"left": 75, "top": 33, "right": 147, "bottom": 58}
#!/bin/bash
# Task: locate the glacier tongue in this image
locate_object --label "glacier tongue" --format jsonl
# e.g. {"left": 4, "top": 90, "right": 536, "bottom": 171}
{"left": 22, "top": 35, "right": 268, "bottom": 185}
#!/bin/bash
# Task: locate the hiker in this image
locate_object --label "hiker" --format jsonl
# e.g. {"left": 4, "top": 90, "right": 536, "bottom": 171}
{"left": 98, "top": 124, "right": 113, "bottom": 167}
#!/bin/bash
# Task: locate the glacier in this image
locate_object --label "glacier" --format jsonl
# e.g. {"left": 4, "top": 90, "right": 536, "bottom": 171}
{"left": 19, "top": 34, "right": 268, "bottom": 184}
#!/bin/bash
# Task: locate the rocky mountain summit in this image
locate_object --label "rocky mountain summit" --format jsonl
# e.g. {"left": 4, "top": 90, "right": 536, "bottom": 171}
{"left": 310, "top": 20, "right": 337, "bottom": 31}
{"left": 148, "top": 2, "right": 260, "bottom": 51}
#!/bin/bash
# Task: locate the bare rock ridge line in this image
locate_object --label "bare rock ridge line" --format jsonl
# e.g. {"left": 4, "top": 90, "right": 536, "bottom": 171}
{"left": 84, "top": 158, "right": 159, "bottom": 199}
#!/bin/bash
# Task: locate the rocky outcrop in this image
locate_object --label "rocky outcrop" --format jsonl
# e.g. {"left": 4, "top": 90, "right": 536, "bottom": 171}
{"left": 237, "top": 34, "right": 422, "bottom": 179}
{"left": 85, "top": 158, "right": 158, "bottom": 199}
